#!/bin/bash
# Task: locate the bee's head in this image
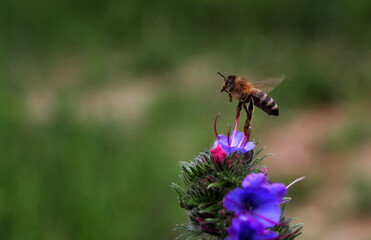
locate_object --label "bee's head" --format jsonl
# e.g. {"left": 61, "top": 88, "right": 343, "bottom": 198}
{"left": 218, "top": 72, "right": 236, "bottom": 93}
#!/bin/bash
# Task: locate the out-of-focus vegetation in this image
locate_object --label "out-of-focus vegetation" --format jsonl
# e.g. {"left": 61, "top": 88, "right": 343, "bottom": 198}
{"left": 0, "top": 0, "right": 370, "bottom": 239}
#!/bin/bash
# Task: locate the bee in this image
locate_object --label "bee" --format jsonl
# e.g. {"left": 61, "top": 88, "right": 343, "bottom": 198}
{"left": 218, "top": 72, "right": 284, "bottom": 139}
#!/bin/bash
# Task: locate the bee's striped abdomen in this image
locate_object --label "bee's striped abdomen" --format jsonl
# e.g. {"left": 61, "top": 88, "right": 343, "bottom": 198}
{"left": 251, "top": 89, "right": 279, "bottom": 116}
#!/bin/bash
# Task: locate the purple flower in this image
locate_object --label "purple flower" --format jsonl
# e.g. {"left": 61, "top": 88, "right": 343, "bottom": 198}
{"left": 223, "top": 173, "right": 287, "bottom": 228}
{"left": 226, "top": 215, "right": 278, "bottom": 240}
{"left": 242, "top": 173, "right": 287, "bottom": 203}
{"left": 213, "top": 114, "right": 255, "bottom": 155}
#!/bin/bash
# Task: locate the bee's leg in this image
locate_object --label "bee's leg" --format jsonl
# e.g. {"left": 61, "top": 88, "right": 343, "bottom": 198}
{"left": 243, "top": 98, "right": 254, "bottom": 142}
{"left": 235, "top": 93, "right": 247, "bottom": 124}
{"left": 236, "top": 101, "right": 243, "bottom": 123}
{"left": 229, "top": 92, "right": 232, "bottom": 102}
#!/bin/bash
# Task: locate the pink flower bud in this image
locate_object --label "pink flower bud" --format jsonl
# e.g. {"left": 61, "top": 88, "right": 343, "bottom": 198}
{"left": 211, "top": 144, "right": 227, "bottom": 165}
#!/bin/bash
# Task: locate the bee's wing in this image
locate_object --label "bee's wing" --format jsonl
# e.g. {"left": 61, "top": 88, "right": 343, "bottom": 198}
{"left": 250, "top": 75, "right": 285, "bottom": 93}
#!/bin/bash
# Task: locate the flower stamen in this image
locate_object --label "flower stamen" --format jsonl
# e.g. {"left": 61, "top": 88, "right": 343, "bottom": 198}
{"left": 211, "top": 113, "right": 255, "bottom": 155}
{"left": 227, "top": 125, "right": 232, "bottom": 147}
{"left": 214, "top": 113, "right": 221, "bottom": 140}
{"left": 232, "top": 110, "right": 240, "bottom": 145}
{"left": 286, "top": 176, "right": 306, "bottom": 189}
{"left": 238, "top": 135, "right": 245, "bottom": 148}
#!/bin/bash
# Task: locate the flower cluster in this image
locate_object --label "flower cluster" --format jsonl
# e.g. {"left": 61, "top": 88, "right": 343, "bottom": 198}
{"left": 223, "top": 173, "right": 287, "bottom": 239}
{"left": 173, "top": 113, "right": 303, "bottom": 240}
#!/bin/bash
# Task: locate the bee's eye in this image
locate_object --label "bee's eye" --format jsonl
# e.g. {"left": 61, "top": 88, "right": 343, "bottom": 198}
{"left": 226, "top": 78, "right": 233, "bottom": 85}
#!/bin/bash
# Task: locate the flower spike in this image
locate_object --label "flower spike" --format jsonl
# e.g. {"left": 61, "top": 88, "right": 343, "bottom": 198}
{"left": 174, "top": 109, "right": 303, "bottom": 239}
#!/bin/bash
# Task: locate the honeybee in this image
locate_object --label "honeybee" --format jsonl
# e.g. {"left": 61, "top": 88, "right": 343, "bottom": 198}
{"left": 218, "top": 72, "right": 284, "bottom": 139}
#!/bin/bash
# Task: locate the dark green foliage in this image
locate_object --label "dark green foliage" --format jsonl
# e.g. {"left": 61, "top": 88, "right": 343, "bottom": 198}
{"left": 272, "top": 202, "right": 303, "bottom": 240}
{"left": 172, "top": 148, "right": 303, "bottom": 239}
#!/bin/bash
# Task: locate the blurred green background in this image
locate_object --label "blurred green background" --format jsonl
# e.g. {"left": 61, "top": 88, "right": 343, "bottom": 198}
{"left": 1, "top": 0, "right": 371, "bottom": 239}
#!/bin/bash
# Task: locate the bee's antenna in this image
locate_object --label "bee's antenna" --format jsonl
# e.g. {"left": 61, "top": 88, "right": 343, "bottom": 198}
{"left": 217, "top": 72, "right": 226, "bottom": 80}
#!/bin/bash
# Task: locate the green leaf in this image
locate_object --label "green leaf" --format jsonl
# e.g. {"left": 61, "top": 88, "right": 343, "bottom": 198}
{"left": 251, "top": 153, "right": 272, "bottom": 165}
{"left": 203, "top": 218, "right": 219, "bottom": 224}
{"left": 253, "top": 147, "right": 265, "bottom": 158}
{"left": 172, "top": 183, "right": 185, "bottom": 196}
{"left": 199, "top": 204, "right": 221, "bottom": 213}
